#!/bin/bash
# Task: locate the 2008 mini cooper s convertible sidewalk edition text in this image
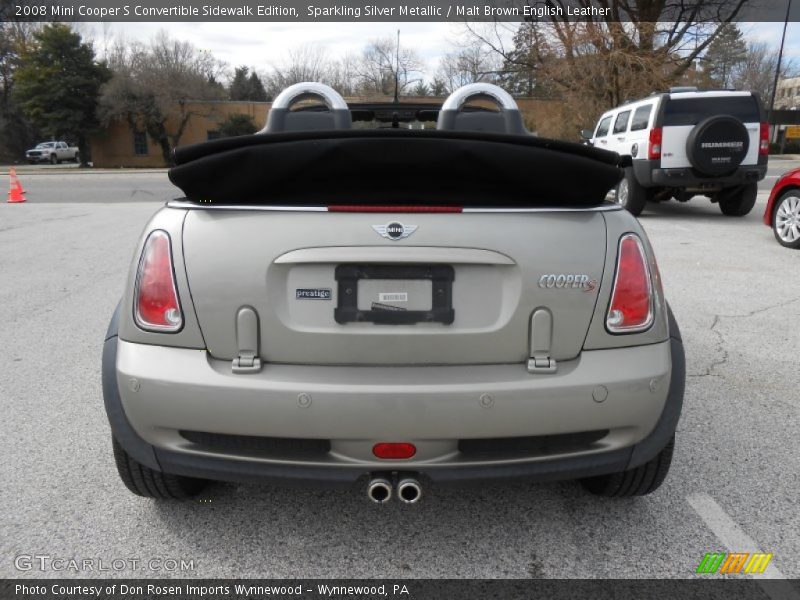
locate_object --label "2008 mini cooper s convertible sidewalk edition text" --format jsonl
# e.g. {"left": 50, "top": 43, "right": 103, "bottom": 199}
{"left": 102, "top": 83, "right": 685, "bottom": 504}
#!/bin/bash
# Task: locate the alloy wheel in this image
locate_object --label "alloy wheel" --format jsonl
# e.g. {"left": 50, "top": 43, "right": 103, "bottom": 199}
{"left": 775, "top": 195, "right": 800, "bottom": 244}
{"left": 617, "top": 179, "right": 629, "bottom": 207}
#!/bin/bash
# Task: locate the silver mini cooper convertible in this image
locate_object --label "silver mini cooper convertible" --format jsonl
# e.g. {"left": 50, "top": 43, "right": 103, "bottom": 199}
{"left": 102, "top": 83, "right": 685, "bottom": 503}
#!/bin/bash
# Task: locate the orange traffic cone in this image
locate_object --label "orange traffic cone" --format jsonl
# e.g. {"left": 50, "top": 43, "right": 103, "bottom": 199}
{"left": 8, "top": 169, "right": 26, "bottom": 203}
{"left": 9, "top": 168, "right": 26, "bottom": 192}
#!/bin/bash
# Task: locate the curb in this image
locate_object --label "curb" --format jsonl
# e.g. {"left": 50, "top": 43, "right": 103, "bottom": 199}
{"left": 0, "top": 167, "right": 169, "bottom": 175}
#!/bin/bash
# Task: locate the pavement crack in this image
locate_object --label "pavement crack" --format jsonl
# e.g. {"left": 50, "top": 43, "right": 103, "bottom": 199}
{"left": 690, "top": 315, "right": 728, "bottom": 378}
{"left": 689, "top": 296, "right": 800, "bottom": 378}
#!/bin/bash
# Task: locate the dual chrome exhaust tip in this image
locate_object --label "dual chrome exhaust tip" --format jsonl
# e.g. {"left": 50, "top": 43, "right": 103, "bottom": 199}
{"left": 367, "top": 476, "right": 422, "bottom": 504}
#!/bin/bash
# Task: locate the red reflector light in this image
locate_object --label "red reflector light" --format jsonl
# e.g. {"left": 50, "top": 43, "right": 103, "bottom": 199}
{"left": 606, "top": 234, "right": 654, "bottom": 333}
{"left": 759, "top": 122, "right": 770, "bottom": 155}
{"left": 328, "top": 205, "right": 462, "bottom": 213}
{"left": 134, "top": 230, "right": 183, "bottom": 332}
{"left": 372, "top": 442, "right": 417, "bottom": 459}
{"left": 648, "top": 127, "right": 662, "bottom": 160}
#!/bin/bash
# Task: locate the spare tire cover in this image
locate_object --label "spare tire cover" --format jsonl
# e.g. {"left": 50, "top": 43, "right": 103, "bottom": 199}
{"left": 686, "top": 115, "right": 749, "bottom": 177}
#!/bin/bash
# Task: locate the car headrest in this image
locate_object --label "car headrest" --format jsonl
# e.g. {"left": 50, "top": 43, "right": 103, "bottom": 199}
{"left": 437, "top": 83, "right": 528, "bottom": 135}
{"left": 262, "top": 82, "right": 352, "bottom": 133}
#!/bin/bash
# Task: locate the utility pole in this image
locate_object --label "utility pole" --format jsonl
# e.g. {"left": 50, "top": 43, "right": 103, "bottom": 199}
{"left": 768, "top": 0, "right": 792, "bottom": 143}
{"left": 393, "top": 29, "right": 400, "bottom": 104}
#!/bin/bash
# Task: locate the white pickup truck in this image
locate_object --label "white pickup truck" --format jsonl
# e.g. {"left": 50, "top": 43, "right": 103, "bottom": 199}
{"left": 25, "top": 141, "right": 80, "bottom": 164}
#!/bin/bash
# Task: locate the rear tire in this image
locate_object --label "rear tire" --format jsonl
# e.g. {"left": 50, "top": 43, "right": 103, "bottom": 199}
{"left": 112, "top": 436, "right": 207, "bottom": 499}
{"left": 718, "top": 183, "right": 757, "bottom": 216}
{"left": 580, "top": 435, "right": 674, "bottom": 497}
{"left": 615, "top": 167, "right": 651, "bottom": 216}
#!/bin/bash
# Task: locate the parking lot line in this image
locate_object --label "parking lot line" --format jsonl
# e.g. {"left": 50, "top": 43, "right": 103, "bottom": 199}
{"left": 687, "top": 493, "right": 799, "bottom": 600}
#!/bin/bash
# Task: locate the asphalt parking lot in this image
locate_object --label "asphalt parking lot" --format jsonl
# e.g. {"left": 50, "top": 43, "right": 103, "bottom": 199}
{"left": 1, "top": 165, "right": 799, "bottom": 581}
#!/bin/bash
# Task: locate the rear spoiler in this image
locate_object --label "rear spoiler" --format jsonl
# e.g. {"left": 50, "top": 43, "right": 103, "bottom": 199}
{"left": 169, "top": 83, "right": 625, "bottom": 208}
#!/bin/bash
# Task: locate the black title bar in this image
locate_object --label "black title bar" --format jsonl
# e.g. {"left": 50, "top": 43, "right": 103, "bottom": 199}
{"left": 5, "top": 0, "right": 800, "bottom": 22}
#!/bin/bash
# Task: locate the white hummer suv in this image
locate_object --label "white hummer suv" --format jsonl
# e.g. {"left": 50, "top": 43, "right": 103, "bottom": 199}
{"left": 584, "top": 88, "right": 768, "bottom": 216}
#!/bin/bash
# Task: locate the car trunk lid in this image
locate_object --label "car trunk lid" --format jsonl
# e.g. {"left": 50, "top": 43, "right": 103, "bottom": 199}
{"left": 181, "top": 209, "right": 608, "bottom": 366}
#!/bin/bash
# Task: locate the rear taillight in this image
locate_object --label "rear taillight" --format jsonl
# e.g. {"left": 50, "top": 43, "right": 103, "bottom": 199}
{"left": 606, "top": 234, "right": 654, "bottom": 334}
{"left": 134, "top": 230, "right": 182, "bottom": 332}
{"left": 648, "top": 127, "right": 662, "bottom": 160}
{"left": 759, "top": 122, "right": 770, "bottom": 155}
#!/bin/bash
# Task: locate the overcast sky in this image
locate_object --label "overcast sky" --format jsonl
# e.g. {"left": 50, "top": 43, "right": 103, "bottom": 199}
{"left": 77, "top": 21, "right": 800, "bottom": 82}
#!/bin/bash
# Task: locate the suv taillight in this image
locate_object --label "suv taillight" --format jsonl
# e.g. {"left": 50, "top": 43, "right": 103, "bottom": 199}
{"left": 606, "top": 234, "right": 654, "bottom": 334}
{"left": 648, "top": 128, "right": 662, "bottom": 160}
{"left": 759, "top": 122, "right": 770, "bottom": 155}
{"left": 134, "top": 230, "right": 183, "bottom": 332}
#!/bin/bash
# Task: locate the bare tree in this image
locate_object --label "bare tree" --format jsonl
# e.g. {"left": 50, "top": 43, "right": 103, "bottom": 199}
{"left": 282, "top": 44, "right": 329, "bottom": 84}
{"left": 731, "top": 42, "right": 797, "bottom": 107}
{"left": 356, "top": 37, "right": 423, "bottom": 97}
{"left": 436, "top": 41, "right": 500, "bottom": 93}
{"left": 263, "top": 45, "right": 360, "bottom": 99}
{"left": 326, "top": 54, "right": 359, "bottom": 96}
{"left": 100, "top": 31, "right": 226, "bottom": 164}
{"left": 468, "top": 0, "right": 751, "bottom": 138}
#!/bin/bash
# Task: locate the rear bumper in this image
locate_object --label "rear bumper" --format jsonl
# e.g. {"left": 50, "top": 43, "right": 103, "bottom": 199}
{"left": 633, "top": 159, "right": 767, "bottom": 189}
{"left": 104, "top": 313, "right": 684, "bottom": 487}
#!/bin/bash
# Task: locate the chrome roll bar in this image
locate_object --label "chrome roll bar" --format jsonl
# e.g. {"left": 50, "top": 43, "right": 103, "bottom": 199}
{"left": 440, "top": 82, "right": 519, "bottom": 112}
{"left": 261, "top": 82, "right": 351, "bottom": 133}
{"left": 270, "top": 82, "right": 349, "bottom": 111}
{"left": 437, "top": 83, "right": 527, "bottom": 135}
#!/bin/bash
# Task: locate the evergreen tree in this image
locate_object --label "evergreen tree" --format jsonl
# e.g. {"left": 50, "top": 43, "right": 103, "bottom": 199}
{"left": 429, "top": 78, "right": 448, "bottom": 97}
{"left": 229, "top": 66, "right": 251, "bottom": 100}
{"left": 246, "top": 71, "right": 267, "bottom": 102}
{"left": 412, "top": 81, "right": 430, "bottom": 96}
{"left": 499, "top": 23, "right": 540, "bottom": 96}
{"left": 14, "top": 24, "right": 110, "bottom": 165}
{"left": 702, "top": 24, "right": 747, "bottom": 89}
{"left": 229, "top": 66, "right": 267, "bottom": 101}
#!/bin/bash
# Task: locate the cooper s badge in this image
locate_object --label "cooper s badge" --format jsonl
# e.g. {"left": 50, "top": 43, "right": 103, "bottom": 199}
{"left": 372, "top": 222, "right": 418, "bottom": 241}
{"left": 539, "top": 274, "right": 597, "bottom": 292}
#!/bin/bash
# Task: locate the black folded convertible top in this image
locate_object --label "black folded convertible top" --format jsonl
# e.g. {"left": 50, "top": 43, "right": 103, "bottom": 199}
{"left": 169, "top": 130, "right": 624, "bottom": 207}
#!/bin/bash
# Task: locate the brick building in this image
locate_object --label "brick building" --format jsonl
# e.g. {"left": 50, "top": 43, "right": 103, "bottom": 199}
{"left": 89, "top": 97, "right": 564, "bottom": 167}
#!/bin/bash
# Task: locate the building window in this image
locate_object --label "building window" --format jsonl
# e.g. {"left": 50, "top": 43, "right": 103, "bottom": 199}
{"left": 207, "top": 130, "right": 221, "bottom": 141}
{"left": 133, "top": 131, "right": 148, "bottom": 156}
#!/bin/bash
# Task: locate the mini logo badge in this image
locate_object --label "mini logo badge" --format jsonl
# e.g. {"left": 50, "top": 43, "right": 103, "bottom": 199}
{"left": 372, "top": 221, "right": 418, "bottom": 241}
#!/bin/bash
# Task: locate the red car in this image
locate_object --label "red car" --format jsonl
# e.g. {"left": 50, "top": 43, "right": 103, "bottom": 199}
{"left": 764, "top": 167, "right": 800, "bottom": 248}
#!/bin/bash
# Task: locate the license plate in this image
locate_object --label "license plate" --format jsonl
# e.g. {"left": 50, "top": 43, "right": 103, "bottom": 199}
{"left": 334, "top": 264, "right": 454, "bottom": 325}
{"left": 357, "top": 280, "right": 432, "bottom": 312}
